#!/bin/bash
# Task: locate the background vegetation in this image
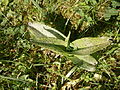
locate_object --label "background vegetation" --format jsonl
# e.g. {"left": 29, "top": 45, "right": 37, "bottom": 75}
{"left": 0, "top": 0, "right": 120, "bottom": 89}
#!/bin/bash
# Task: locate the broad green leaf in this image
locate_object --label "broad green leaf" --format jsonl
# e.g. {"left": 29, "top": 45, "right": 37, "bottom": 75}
{"left": 71, "top": 37, "right": 111, "bottom": 55}
{"left": 29, "top": 29, "right": 67, "bottom": 46}
{"left": 28, "top": 25, "right": 46, "bottom": 38}
{"left": 29, "top": 33, "right": 68, "bottom": 55}
{"left": 74, "top": 55, "right": 97, "bottom": 65}
{"left": 36, "top": 37, "right": 67, "bottom": 46}
{"left": 32, "top": 41, "right": 68, "bottom": 56}
{"left": 68, "top": 55, "right": 96, "bottom": 71}
{"left": 28, "top": 23, "right": 68, "bottom": 56}
{"left": 71, "top": 42, "right": 111, "bottom": 55}
{"left": 28, "top": 22, "right": 66, "bottom": 40}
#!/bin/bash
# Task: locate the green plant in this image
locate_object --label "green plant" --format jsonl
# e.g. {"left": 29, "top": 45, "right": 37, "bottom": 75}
{"left": 28, "top": 22, "right": 111, "bottom": 71}
{"left": 103, "top": 0, "right": 120, "bottom": 21}
{"left": 0, "top": 0, "right": 119, "bottom": 89}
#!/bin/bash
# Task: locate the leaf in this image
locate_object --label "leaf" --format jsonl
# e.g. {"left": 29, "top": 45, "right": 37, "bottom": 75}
{"left": 28, "top": 22, "right": 66, "bottom": 40}
{"left": 71, "top": 37, "right": 111, "bottom": 55}
{"left": 104, "top": 7, "right": 119, "bottom": 21}
{"left": 112, "top": 1, "right": 120, "bottom": 8}
{"left": 36, "top": 37, "right": 67, "bottom": 46}
{"left": 68, "top": 55, "right": 96, "bottom": 71}
{"left": 33, "top": 41, "right": 67, "bottom": 56}
{"left": 28, "top": 22, "right": 67, "bottom": 46}
{"left": 29, "top": 32, "right": 68, "bottom": 55}
{"left": 74, "top": 55, "right": 97, "bottom": 65}
{"left": 28, "top": 22, "right": 69, "bottom": 56}
{"left": 29, "top": 27, "right": 67, "bottom": 46}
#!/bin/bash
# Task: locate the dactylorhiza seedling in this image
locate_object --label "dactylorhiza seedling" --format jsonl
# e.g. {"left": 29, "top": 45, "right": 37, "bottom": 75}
{"left": 28, "top": 22, "right": 112, "bottom": 71}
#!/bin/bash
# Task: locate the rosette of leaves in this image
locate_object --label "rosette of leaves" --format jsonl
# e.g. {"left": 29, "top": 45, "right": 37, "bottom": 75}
{"left": 28, "top": 22, "right": 111, "bottom": 71}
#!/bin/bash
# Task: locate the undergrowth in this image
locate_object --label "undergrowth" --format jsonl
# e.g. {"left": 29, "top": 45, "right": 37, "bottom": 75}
{"left": 0, "top": 0, "right": 120, "bottom": 89}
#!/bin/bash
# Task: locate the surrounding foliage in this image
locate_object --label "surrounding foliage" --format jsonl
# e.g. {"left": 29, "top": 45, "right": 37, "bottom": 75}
{"left": 0, "top": 0, "right": 120, "bottom": 89}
